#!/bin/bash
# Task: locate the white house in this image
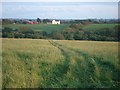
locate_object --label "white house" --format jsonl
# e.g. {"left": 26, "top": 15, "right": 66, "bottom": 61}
{"left": 52, "top": 20, "right": 60, "bottom": 24}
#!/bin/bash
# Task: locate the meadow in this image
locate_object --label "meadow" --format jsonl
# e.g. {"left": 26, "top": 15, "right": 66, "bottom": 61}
{"left": 2, "top": 23, "right": 117, "bottom": 33}
{"left": 2, "top": 24, "right": 70, "bottom": 33}
{"left": 2, "top": 38, "right": 119, "bottom": 88}
{"left": 83, "top": 24, "right": 118, "bottom": 31}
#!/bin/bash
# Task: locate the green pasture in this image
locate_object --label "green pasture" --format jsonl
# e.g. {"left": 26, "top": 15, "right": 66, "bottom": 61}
{"left": 83, "top": 24, "right": 118, "bottom": 31}
{"left": 2, "top": 24, "right": 70, "bottom": 33}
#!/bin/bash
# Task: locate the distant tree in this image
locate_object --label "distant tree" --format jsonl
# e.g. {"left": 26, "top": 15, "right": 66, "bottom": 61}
{"left": 32, "top": 30, "right": 47, "bottom": 39}
{"left": 113, "top": 25, "right": 119, "bottom": 41}
{"left": 37, "top": 18, "right": 41, "bottom": 23}
{"left": 32, "top": 34, "right": 41, "bottom": 39}
{"left": 70, "top": 24, "right": 81, "bottom": 29}
{"left": 62, "top": 28, "right": 77, "bottom": 40}
{"left": 19, "top": 27, "right": 33, "bottom": 34}
{"left": 29, "top": 19, "right": 32, "bottom": 21}
{"left": 43, "top": 19, "right": 50, "bottom": 23}
{"left": 2, "top": 19, "right": 14, "bottom": 24}
{"left": 50, "top": 32, "right": 65, "bottom": 40}
{"left": 2, "top": 27, "right": 18, "bottom": 38}
{"left": 73, "top": 31, "right": 85, "bottom": 40}
{"left": 2, "top": 27, "right": 13, "bottom": 33}
{"left": 25, "top": 33, "right": 33, "bottom": 38}
{"left": 7, "top": 33, "right": 15, "bottom": 38}
{"left": 14, "top": 33, "right": 23, "bottom": 38}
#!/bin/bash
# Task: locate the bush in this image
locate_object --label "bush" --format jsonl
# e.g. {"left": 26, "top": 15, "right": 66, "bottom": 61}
{"left": 19, "top": 27, "right": 33, "bottom": 34}
{"left": 2, "top": 24, "right": 119, "bottom": 41}
{"left": 50, "top": 32, "right": 65, "bottom": 40}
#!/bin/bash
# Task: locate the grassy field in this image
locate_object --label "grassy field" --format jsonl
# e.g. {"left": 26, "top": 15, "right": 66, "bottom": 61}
{"left": 2, "top": 38, "right": 120, "bottom": 88}
{"left": 83, "top": 24, "right": 118, "bottom": 31}
{"left": 2, "top": 24, "right": 70, "bottom": 33}
{"left": 2, "top": 23, "right": 118, "bottom": 33}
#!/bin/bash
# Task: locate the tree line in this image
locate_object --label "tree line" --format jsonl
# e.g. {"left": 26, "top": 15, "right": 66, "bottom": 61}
{"left": 2, "top": 18, "right": 119, "bottom": 25}
{"left": 2, "top": 24, "right": 119, "bottom": 41}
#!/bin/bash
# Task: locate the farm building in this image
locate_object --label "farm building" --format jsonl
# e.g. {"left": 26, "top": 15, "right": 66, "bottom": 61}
{"left": 27, "top": 21, "right": 39, "bottom": 24}
{"left": 52, "top": 20, "right": 60, "bottom": 24}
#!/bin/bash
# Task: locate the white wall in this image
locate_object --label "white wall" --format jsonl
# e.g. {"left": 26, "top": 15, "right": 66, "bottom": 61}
{"left": 52, "top": 20, "right": 60, "bottom": 24}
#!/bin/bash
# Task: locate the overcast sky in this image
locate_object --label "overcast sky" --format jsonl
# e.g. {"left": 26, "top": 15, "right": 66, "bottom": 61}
{"left": 1, "top": 0, "right": 119, "bottom": 2}
{"left": 2, "top": 2, "right": 118, "bottom": 19}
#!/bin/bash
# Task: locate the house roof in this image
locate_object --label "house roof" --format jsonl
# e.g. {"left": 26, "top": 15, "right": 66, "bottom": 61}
{"left": 52, "top": 20, "right": 60, "bottom": 22}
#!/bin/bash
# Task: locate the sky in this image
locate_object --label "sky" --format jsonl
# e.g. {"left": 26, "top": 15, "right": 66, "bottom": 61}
{"left": 2, "top": 2, "right": 119, "bottom": 19}
{"left": 1, "top": 0, "right": 120, "bottom": 2}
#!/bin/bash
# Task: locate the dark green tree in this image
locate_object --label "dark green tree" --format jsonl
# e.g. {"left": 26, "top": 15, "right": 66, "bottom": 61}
{"left": 37, "top": 18, "right": 41, "bottom": 23}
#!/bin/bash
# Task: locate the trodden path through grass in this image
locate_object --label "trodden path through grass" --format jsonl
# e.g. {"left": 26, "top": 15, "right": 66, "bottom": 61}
{"left": 49, "top": 40, "right": 120, "bottom": 88}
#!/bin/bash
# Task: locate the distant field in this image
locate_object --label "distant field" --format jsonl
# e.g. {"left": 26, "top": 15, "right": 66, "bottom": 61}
{"left": 2, "top": 24, "right": 70, "bottom": 33}
{"left": 2, "top": 23, "right": 118, "bottom": 33}
{"left": 2, "top": 38, "right": 119, "bottom": 88}
{"left": 83, "top": 24, "right": 118, "bottom": 31}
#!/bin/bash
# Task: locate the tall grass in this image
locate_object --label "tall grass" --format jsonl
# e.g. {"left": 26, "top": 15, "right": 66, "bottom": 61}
{"left": 2, "top": 39, "right": 64, "bottom": 88}
{"left": 2, "top": 39, "right": 119, "bottom": 88}
{"left": 55, "top": 40, "right": 119, "bottom": 64}
{"left": 53, "top": 40, "right": 119, "bottom": 87}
